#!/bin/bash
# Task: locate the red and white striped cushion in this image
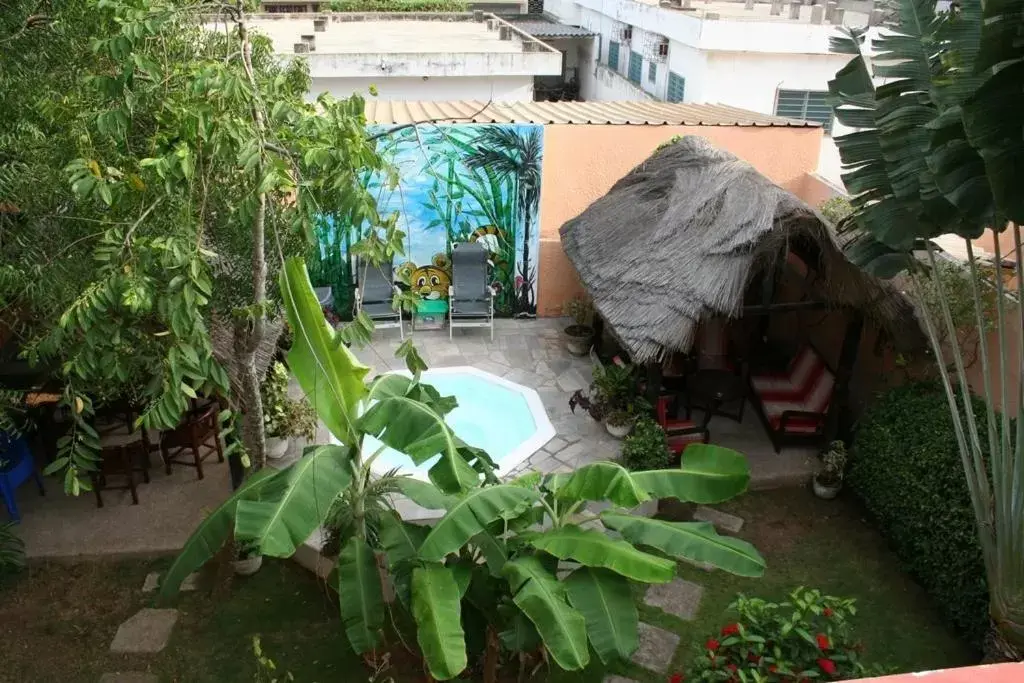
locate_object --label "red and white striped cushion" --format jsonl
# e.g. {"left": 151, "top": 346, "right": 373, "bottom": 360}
{"left": 667, "top": 428, "right": 705, "bottom": 454}
{"left": 751, "top": 346, "right": 820, "bottom": 398}
{"left": 752, "top": 346, "right": 835, "bottom": 435}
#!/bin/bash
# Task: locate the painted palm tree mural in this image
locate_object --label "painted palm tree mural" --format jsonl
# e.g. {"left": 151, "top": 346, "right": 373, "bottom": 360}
{"left": 311, "top": 123, "right": 544, "bottom": 318}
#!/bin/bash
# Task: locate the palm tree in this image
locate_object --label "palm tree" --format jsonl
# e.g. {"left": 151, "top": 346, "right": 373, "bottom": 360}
{"left": 464, "top": 127, "right": 543, "bottom": 316}
{"left": 827, "top": 0, "right": 1024, "bottom": 658}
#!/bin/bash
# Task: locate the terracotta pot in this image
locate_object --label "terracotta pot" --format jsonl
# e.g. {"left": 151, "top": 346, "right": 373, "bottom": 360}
{"left": 266, "top": 436, "right": 290, "bottom": 460}
{"left": 812, "top": 475, "right": 842, "bottom": 500}
{"left": 232, "top": 555, "right": 263, "bottom": 576}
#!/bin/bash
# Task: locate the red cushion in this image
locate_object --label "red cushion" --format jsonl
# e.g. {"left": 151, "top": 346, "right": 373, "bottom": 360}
{"left": 667, "top": 431, "right": 705, "bottom": 454}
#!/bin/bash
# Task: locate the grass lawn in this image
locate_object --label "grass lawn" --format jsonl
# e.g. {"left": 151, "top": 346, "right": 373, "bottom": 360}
{"left": 0, "top": 488, "right": 975, "bottom": 683}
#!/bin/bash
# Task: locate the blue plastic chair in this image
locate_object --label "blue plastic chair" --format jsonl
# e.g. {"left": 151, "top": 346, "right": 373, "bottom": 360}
{"left": 0, "top": 432, "right": 45, "bottom": 522}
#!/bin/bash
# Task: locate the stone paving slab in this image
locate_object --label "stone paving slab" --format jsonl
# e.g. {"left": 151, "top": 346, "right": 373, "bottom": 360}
{"left": 644, "top": 577, "right": 705, "bottom": 621}
{"left": 631, "top": 622, "right": 681, "bottom": 673}
{"left": 109, "top": 608, "right": 180, "bottom": 654}
{"left": 142, "top": 571, "right": 199, "bottom": 593}
{"left": 694, "top": 505, "right": 745, "bottom": 534}
{"left": 99, "top": 673, "right": 160, "bottom": 683}
{"left": 603, "top": 676, "right": 640, "bottom": 683}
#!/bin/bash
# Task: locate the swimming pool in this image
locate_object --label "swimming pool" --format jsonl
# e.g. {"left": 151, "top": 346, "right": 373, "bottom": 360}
{"left": 365, "top": 366, "right": 555, "bottom": 479}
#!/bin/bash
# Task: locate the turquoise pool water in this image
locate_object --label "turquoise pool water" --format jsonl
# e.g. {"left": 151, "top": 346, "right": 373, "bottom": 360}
{"left": 365, "top": 369, "right": 542, "bottom": 479}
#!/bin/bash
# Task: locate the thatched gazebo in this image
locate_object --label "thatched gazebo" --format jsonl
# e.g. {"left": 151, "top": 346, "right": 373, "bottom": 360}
{"left": 560, "top": 136, "right": 921, "bottom": 443}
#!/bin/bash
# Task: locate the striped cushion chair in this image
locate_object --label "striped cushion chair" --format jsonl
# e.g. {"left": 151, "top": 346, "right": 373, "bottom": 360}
{"left": 655, "top": 395, "right": 709, "bottom": 460}
{"left": 750, "top": 346, "right": 835, "bottom": 452}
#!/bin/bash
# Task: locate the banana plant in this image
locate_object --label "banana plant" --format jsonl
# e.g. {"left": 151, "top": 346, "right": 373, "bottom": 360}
{"left": 385, "top": 449, "right": 765, "bottom": 680}
{"left": 160, "top": 256, "right": 494, "bottom": 656}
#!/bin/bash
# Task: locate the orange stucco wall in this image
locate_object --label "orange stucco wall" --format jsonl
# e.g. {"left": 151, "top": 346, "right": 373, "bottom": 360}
{"left": 536, "top": 125, "right": 824, "bottom": 317}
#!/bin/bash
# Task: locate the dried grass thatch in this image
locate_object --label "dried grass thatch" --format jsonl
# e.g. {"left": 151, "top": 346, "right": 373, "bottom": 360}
{"left": 560, "top": 136, "right": 921, "bottom": 363}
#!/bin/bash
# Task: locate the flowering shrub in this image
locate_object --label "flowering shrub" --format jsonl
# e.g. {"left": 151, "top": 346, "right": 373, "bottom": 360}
{"left": 686, "top": 588, "right": 874, "bottom": 682}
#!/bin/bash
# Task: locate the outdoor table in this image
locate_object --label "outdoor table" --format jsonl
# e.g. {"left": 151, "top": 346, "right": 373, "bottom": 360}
{"left": 686, "top": 368, "right": 747, "bottom": 424}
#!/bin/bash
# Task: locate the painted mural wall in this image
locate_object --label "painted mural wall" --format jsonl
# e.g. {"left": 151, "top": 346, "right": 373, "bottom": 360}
{"left": 310, "top": 123, "right": 544, "bottom": 319}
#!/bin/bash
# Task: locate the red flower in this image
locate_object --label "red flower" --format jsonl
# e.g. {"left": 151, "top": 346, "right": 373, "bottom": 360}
{"left": 721, "top": 622, "right": 740, "bottom": 637}
{"left": 705, "top": 638, "right": 720, "bottom": 651}
{"left": 668, "top": 674, "right": 684, "bottom": 683}
{"left": 768, "top": 665, "right": 778, "bottom": 673}
{"left": 823, "top": 607, "right": 834, "bottom": 618}
{"left": 726, "top": 664, "right": 738, "bottom": 672}
{"left": 747, "top": 652, "right": 761, "bottom": 663}
{"left": 818, "top": 658, "right": 838, "bottom": 675}
{"left": 816, "top": 633, "right": 830, "bottom": 650}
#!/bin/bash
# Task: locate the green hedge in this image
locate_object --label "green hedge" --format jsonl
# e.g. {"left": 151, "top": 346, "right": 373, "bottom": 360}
{"left": 330, "top": 0, "right": 469, "bottom": 12}
{"left": 850, "top": 381, "right": 989, "bottom": 651}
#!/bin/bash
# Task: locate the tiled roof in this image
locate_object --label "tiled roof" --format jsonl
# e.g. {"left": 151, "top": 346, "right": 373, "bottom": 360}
{"left": 510, "top": 20, "right": 597, "bottom": 38}
{"left": 364, "top": 100, "right": 819, "bottom": 127}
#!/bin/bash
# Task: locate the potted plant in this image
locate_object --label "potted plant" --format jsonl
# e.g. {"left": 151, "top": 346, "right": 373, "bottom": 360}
{"left": 261, "top": 361, "right": 317, "bottom": 459}
{"left": 621, "top": 417, "right": 674, "bottom": 471}
{"left": 604, "top": 409, "right": 634, "bottom": 438}
{"left": 563, "top": 296, "right": 594, "bottom": 356}
{"left": 813, "top": 440, "right": 847, "bottom": 499}
{"left": 232, "top": 539, "right": 263, "bottom": 576}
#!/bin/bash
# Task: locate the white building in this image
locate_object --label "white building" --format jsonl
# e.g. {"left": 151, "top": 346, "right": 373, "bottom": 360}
{"left": 541, "top": 0, "right": 881, "bottom": 187}
{"left": 238, "top": 12, "right": 563, "bottom": 102}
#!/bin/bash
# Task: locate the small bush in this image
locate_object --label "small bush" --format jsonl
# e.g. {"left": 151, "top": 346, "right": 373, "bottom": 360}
{"left": 686, "top": 588, "right": 880, "bottom": 682}
{"left": 850, "top": 381, "right": 990, "bottom": 650}
{"left": 621, "top": 417, "right": 672, "bottom": 471}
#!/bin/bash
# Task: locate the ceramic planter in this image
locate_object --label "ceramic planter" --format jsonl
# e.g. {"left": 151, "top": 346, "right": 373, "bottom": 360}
{"left": 266, "top": 436, "right": 290, "bottom": 460}
{"left": 812, "top": 475, "right": 842, "bottom": 500}
{"left": 564, "top": 325, "right": 593, "bottom": 356}
{"left": 605, "top": 420, "right": 633, "bottom": 438}
{"left": 232, "top": 554, "right": 263, "bottom": 576}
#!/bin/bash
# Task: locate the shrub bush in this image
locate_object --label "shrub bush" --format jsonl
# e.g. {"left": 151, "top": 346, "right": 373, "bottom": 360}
{"left": 686, "top": 588, "right": 880, "bottom": 682}
{"left": 621, "top": 416, "right": 673, "bottom": 471}
{"left": 850, "top": 381, "right": 990, "bottom": 650}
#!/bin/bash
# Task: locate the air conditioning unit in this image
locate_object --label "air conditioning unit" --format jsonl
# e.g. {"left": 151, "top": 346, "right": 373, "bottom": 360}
{"left": 620, "top": 26, "right": 633, "bottom": 41}
{"left": 657, "top": 40, "right": 669, "bottom": 57}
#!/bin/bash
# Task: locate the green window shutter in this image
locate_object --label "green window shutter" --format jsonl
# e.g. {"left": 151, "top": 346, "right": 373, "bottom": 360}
{"left": 628, "top": 51, "right": 642, "bottom": 84}
{"left": 775, "top": 89, "right": 833, "bottom": 134}
{"left": 667, "top": 72, "right": 685, "bottom": 103}
{"left": 608, "top": 41, "right": 620, "bottom": 71}
{"left": 648, "top": 62, "right": 657, "bottom": 83}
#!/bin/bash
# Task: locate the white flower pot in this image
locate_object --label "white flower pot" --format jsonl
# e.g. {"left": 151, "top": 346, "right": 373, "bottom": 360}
{"left": 564, "top": 326, "right": 593, "bottom": 356}
{"left": 606, "top": 421, "right": 633, "bottom": 438}
{"left": 232, "top": 555, "right": 263, "bottom": 576}
{"left": 266, "top": 436, "right": 290, "bottom": 460}
{"left": 812, "top": 476, "right": 842, "bottom": 500}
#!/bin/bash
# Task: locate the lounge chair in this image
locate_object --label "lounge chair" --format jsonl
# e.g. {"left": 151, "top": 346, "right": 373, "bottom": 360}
{"left": 448, "top": 242, "right": 494, "bottom": 341}
{"left": 749, "top": 345, "right": 835, "bottom": 453}
{"left": 355, "top": 259, "right": 404, "bottom": 339}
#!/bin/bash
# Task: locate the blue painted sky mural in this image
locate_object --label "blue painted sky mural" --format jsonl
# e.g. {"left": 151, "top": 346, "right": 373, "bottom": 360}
{"left": 362, "top": 123, "right": 544, "bottom": 317}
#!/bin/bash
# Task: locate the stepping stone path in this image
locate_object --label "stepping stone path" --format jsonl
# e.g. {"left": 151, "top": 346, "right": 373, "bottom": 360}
{"left": 602, "top": 677, "right": 640, "bottom": 683}
{"left": 141, "top": 571, "right": 199, "bottom": 593}
{"left": 109, "top": 608, "right": 180, "bottom": 654}
{"left": 99, "top": 673, "right": 159, "bottom": 683}
{"left": 644, "top": 577, "right": 705, "bottom": 621}
{"left": 694, "top": 505, "right": 745, "bottom": 533}
{"left": 631, "top": 622, "right": 681, "bottom": 673}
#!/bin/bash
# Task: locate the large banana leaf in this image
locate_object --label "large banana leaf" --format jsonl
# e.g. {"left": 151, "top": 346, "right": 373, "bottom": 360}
{"left": 525, "top": 526, "right": 675, "bottom": 583}
{"left": 411, "top": 565, "right": 467, "bottom": 680}
{"left": 379, "top": 510, "right": 429, "bottom": 606}
{"left": 564, "top": 567, "right": 638, "bottom": 664}
{"left": 503, "top": 556, "right": 590, "bottom": 671}
{"left": 234, "top": 444, "right": 353, "bottom": 557}
{"left": 279, "top": 257, "right": 369, "bottom": 444}
{"left": 337, "top": 536, "right": 384, "bottom": 654}
{"left": 631, "top": 444, "right": 749, "bottom": 504}
{"left": 395, "top": 477, "right": 458, "bottom": 510}
{"left": 498, "top": 606, "right": 541, "bottom": 652}
{"left": 601, "top": 514, "right": 765, "bottom": 578}
{"left": 159, "top": 468, "right": 275, "bottom": 599}
{"left": 418, "top": 485, "right": 538, "bottom": 562}
{"left": 471, "top": 530, "right": 509, "bottom": 576}
{"left": 555, "top": 461, "right": 649, "bottom": 508}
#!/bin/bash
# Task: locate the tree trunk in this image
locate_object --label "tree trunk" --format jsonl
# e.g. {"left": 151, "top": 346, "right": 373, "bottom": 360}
{"left": 518, "top": 203, "right": 531, "bottom": 315}
{"left": 483, "top": 625, "right": 500, "bottom": 683}
{"left": 984, "top": 618, "right": 1024, "bottom": 663}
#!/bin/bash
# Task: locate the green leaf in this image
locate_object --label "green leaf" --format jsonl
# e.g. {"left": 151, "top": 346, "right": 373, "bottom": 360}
{"left": 503, "top": 556, "right": 590, "bottom": 671}
{"left": 379, "top": 510, "right": 429, "bottom": 605}
{"left": 411, "top": 565, "right": 468, "bottom": 680}
{"left": 564, "top": 567, "right": 638, "bottom": 664}
{"left": 554, "top": 461, "right": 649, "bottom": 508}
{"left": 601, "top": 514, "right": 766, "bottom": 578}
{"left": 159, "top": 469, "right": 275, "bottom": 599}
{"left": 631, "top": 444, "right": 750, "bottom": 504}
{"left": 394, "top": 477, "right": 458, "bottom": 510}
{"left": 337, "top": 536, "right": 384, "bottom": 654}
{"left": 234, "top": 445, "right": 353, "bottom": 557}
{"left": 419, "top": 485, "right": 538, "bottom": 561}
{"left": 279, "top": 257, "right": 369, "bottom": 444}
{"left": 526, "top": 526, "right": 675, "bottom": 583}
{"left": 471, "top": 531, "right": 508, "bottom": 576}
{"left": 498, "top": 608, "right": 541, "bottom": 652}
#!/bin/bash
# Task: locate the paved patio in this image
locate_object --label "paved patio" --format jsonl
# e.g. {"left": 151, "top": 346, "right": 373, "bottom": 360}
{"left": 10, "top": 317, "right": 814, "bottom": 558}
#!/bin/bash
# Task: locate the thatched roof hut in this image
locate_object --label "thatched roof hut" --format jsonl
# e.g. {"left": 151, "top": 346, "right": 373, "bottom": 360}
{"left": 560, "top": 136, "right": 920, "bottom": 363}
